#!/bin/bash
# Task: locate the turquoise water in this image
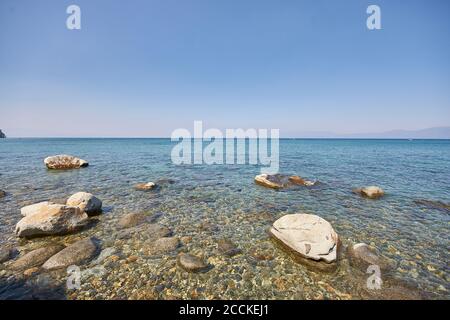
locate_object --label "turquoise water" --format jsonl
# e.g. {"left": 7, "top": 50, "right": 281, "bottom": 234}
{"left": 0, "top": 138, "right": 449, "bottom": 299}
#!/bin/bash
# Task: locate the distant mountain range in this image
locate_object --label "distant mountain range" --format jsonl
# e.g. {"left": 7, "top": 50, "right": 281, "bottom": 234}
{"left": 285, "top": 127, "right": 450, "bottom": 139}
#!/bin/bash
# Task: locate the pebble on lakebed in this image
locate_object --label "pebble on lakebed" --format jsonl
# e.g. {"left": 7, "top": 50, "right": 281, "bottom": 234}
{"left": 177, "top": 253, "right": 211, "bottom": 273}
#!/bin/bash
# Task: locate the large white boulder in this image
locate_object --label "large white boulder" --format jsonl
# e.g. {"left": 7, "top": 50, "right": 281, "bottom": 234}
{"left": 270, "top": 214, "right": 338, "bottom": 264}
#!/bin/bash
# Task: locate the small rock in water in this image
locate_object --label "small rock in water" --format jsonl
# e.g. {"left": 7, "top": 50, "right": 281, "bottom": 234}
{"left": 177, "top": 253, "right": 210, "bottom": 273}
{"left": 44, "top": 155, "right": 88, "bottom": 169}
{"left": 145, "top": 237, "right": 180, "bottom": 255}
{"left": 9, "top": 244, "right": 65, "bottom": 271}
{"left": 348, "top": 243, "right": 395, "bottom": 272}
{"left": 42, "top": 237, "right": 99, "bottom": 270}
{"left": 118, "top": 213, "right": 147, "bottom": 229}
{"left": 217, "top": 239, "right": 241, "bottom": 257}
{"left": 255, "top": 174, "right": 316, "bottom": 189}
{"left": 353, "top": 186, "right": 385, "bottom": 199}
{"left": 15, "top": 203, "right": 89, "bottom": 238}
{"left": 134, "top": 182, "right": 156, "bottom": 191}
{"left": 0, "top": 189, "right": 6, "bottom": 198}
{"left": 66, "top": 192, "right": 102, "bottom": 216}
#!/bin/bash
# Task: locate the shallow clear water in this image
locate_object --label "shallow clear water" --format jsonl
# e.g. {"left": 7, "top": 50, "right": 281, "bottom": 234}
{"left": 0, "top": 138, "right": 449, "bottom": 299}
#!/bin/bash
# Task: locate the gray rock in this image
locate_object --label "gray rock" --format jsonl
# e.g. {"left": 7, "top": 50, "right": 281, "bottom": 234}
{"left": 15, "top": 204, "right": 89, "bottom": 238}
{"left": 0, "top": 129, "right": 5, "bottom": 138}
{"left": 42, "top": 238, "right": 99, "bottom": 270}
{"left": 44, "top": 155, "right": 88, "bottom": 169}
{"left": 9, "top": 244, "right": 65, "bottom": 271}
{"left": 118, "top": 213, "right": 147, "bottom": 229}
{"left": 177, "top": 253, "right": 210, "bottom": 273}
{"left": 348, "top": 243, "right": 395, "bottom": 272}
{"left": 217, "top": 239, "right": 242, "bottom": 257}
{"left": 66, "top": 192, "right": 102, "bottom": 215}
{"left": 145, "top": 237, "right": 179, "bottom": 255}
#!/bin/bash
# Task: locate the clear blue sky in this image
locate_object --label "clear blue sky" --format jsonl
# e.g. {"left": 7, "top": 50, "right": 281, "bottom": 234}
{"left": 0, "top": 0, "right": 449, "bottom": 137}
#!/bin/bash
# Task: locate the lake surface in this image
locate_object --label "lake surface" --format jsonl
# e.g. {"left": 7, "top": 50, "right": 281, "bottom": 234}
{"left": 0, "top": 138, "right": 449, "bottom": 299}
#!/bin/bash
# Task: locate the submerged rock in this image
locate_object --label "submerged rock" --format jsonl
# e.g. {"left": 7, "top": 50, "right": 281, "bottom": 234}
{"left": 15, "top": 204, "right": 88, "bottom": 238}
{"left": 66, "top": 192, "right": 102, "bottom": 216}
{"left": 348, "top": 243, "right": 395, "bottom": 272}
{"left": 116, "top": 223, "right": 171, "bottom": 240}
{"left": 177, "top": 253, "right": 210, "bottom": 273}
{"left": 134, "top": 182, "right": 156, "bottom": 191}
{"left": 269, "top": 214, "right": 339, "bottom": 270}
{"left": 118, "top": 213, "right": 147, "bottom": 229}
{"left": 353, "top": 186, "right": 385, "bottom": 199}
{"left": 255, "top": 174, "right": 316, "bottom": 189}
{"left": 42, "top": 238, "right": 99, "bottom": 270}
{"left": 145, "top": 237, "right": 180, "bottom": 255}
{"left": 414, "top": 199, "right": 450, "bottom": 213}
{"left": 217, "top": 239, "right": 242, "bottom": 257}
{"left": 92, "top": 247, "right": 117, "bottom": 265}
{"left": 44, "top": 155, "right": 88, "bottom": 169}
{"left": 0, "top": 189, "right": 6, "bottom": 198}
{"left": 9, "top": 244, "right": 65, "bottom": 271}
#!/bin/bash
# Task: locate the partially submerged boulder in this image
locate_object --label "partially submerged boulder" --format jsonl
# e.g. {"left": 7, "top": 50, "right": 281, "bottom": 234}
{"left": 66, "top": 192, "right": 102, "bottom": 216}
{"left": 353, "top": 186, "right": 385, "bottom": 199}
{"left": 15, "top": 203, "right": 88, "bottom": 238}
{"left": 42, "top": 238, "right": 99, "bottom": 270}
{"left": 255, "top": 174, "right": 317, "bottom": 190}
{"left": 134, "top": 182, "right": 156, "bottom": 191}
{"left": 9, "top": 244, "right": 65, "bottom": 271}
{"left": 269, "top": 214, "right": 339, "bottom": 271}
{"left": 44, "top": 155, "right": 88, "bottom": 169}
